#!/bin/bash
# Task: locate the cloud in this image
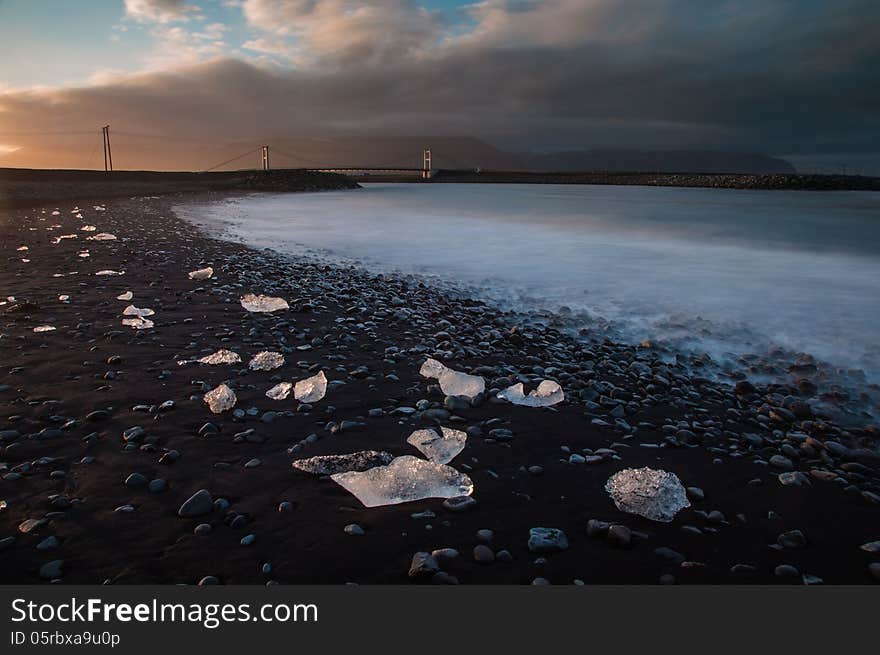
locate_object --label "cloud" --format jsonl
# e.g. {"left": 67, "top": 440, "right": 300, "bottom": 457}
{"left": 1, "top": 0, "right": 878, "bottom": 171}
{"left": 241, "top": 0, "right": 445, "bottom": 67}
{"left": 124, "top": 0, "right": 197, "bottom": 23}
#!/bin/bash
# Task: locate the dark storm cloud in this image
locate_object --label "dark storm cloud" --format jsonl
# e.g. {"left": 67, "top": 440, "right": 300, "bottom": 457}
{"left": 2, "top": 0, "right": 879, "bottom": 170}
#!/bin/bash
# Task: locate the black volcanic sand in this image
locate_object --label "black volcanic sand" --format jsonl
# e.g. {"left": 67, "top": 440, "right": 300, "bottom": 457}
{"left": 1, "top": 191, "right": 879, "bottom": 585}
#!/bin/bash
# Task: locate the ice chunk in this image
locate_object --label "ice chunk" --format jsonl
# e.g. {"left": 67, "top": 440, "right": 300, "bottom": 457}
{"left": 249, "top": 351, "right": 284, "bottom": 371}
{"left": 407, "top": 427, "right": 467, "bottom": 464}
{"left": 51, "top": 234, "right": 78, "bottom": 244}
{"left": 204, "top": 384, "right": 236, "bottom": 413}
{"left": 331, "top": 456, "right": 474, "bottom": 508}
{"left": 497, "top": 380, "right": 564, "bottom": 407}
{"left": 419, "top": 358, "right": 484, "bottom": 399}
{"left": 294, "top": 371, "right": 327, "bottom": 403}
{"left": 122, "top": 317, "right": 154, "bottom": 330}
{"left": 122, "top": 305, "right": 155, "bottom": 317}
{"left": 419, "top": 358, "right": 448, "bottom": 379}
{"left": 96, "top": 270, "right": 124, "bottom": 276}
{"left": 80, "top": 225, "right": 97, "bottom": 232}
{"left": 58, "top": 295, "right": 69, "bottom": 302}
{"left": 87, "top": 233, "right": 117, "bottom": 241}
{"left": 292, "top": 451, "right": 394, "bottom": 476}
{"left": 188, "top": 267, "right": 214, "bottom": 280}
{"left": 605, "top": 467, "right": 690, "bottom": 523}
{"left": 16, "top": 246, "right": 28, "bottom": 251}
{"left": 116, "top": 291, "right": 133, "bottom": 301}
{"left": 265, "top": 382, "right": 292, "bottom": 400}
{"left": 240, "top": 294, "right": 289, "bottom": 313}
{"left": 198, "top": 349, "right": 241, "bottom": 365}
{"left": 33, "top": 325, "right": 56, "bottom": 333}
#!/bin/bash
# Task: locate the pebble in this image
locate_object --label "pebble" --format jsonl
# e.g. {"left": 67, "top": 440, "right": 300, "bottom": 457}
{"left": 178, "top": 489, "right": 213, "bottom": 518}
{"left": 473, "top": 544, "right": 495, "bottom": 563}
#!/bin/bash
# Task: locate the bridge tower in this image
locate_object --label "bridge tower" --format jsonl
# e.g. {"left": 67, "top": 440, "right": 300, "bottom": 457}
{"left": 422, "top": 146, "right": 432, "bottom": 179}
{"left": 261, "top": 145, "right": 270, "bottom": 171}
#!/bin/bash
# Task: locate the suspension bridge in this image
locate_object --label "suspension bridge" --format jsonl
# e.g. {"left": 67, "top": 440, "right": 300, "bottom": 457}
{"left": 0, "top": 125, "right": 438, "bottom": 179}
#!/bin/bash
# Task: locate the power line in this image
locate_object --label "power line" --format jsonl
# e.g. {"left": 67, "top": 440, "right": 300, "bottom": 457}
{"left": 203, "top": 146, "right": 263, "bottom": 172}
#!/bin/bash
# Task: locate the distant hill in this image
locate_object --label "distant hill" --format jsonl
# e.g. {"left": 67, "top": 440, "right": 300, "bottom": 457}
{"left": 524, "top": 149, "right": 796, "bottom": 174}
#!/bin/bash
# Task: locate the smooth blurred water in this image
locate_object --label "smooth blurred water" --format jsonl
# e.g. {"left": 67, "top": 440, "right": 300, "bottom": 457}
{"left": 182, "top": 183, "right": 880, "bottom": 378}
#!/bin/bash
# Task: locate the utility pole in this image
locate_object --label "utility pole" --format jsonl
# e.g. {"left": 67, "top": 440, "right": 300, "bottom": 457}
{"left": 101, "top": 125, "right": 113, "bottom": 172}
{"left": 422, "top": 146, "right": 431, "bottom": 179}
{"left": 261, "top": 145, "right": 270, "bottom": 171}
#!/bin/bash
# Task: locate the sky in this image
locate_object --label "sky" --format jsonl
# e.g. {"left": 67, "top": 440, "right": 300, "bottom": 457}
{"left": 0, "top": 0, "right": 879, "bottom": 172}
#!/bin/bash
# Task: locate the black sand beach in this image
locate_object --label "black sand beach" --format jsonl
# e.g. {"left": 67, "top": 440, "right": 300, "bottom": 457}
{"left": 1, "top": 176, "right": 879, "bottom": 585}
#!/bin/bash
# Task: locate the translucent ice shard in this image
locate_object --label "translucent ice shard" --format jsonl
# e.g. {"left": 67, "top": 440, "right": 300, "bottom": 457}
{"left": 198, "top": 349, "right": 241, "bottom": 365}
{"left": 204, "top": 384, "right": 236, "bottom": 413}
{"left": 407, "top": 427, "right": 467, "bottom": 464}
{"left": 33, "top": 325, "right": 56, "bottom": 333}
{"left": 292, "top": 451, "right": 394, "bottom": 476}
{"left": 122, "top": 317, "right": 154, "bottom": 329}
{"left": 116, "top": 291, "right": 133, "bottom": 301}
{"left": 497, "top": 380, "right": 564, "bottom": 407}
{"left": 605, "top": 467, "right": 690, "bottom": 523}
{"left": 122, "top": 305, "right": 155, "bottom": 318}
{"left": 294, "top": 371, "right": 327, "bottom": 403}
{"left": 331, "top": 456, "right": 474, "bottom": 508}
{"left": 265, "top": 382, "right": 292, "bottom": 400}
{"left": 419, "top": 358, "right": 485, "bottom": 399}
{"left": 419, "top": 358, "right": 448, "bottom": 379}
{"left": 249, "top": 351, "right": 284, "bottom": 371}
{"left": 188, "top": 267, "right": 214, "bottom": 280}
{"left": 240, "top": 294, "right": 289, "bottom": 313}
{"left": 87, "top": 233, "right": 117, "bottom": 241}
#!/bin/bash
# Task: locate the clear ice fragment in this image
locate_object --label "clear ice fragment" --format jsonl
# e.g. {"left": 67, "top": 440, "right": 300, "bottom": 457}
{"left": 406, "top": 427, "right": 467, "bottom": 464}
{"left": 249, "top": 351, "right": 284, "bottom": 371}
{"left": 331, "top": 456, "right": 474, "bottom": 508}
{"left": 605, "top": 467, "right": 690, "bottom": 523}
{"left": 197, "top": 349, "right": 241, "bottom": 365}
{"left": 188, "top": 267, "right": 214, "bottom": 280}
{"left": 419, "top": 358, "right": 484, "bottom": 399}
{"left": 294, "top": 371, "right": 327, "bottom": 403}
{"left": 240, "top": 294, "right": 289, "bottom": 313}
{"left": 265, "top": 382, "right": 292, "bottom": 400}
{"left": 497, "top": 380, "right": 564, "bottom": 407}
{"left": 122, "top": 305, "right": 154, "bottom": 317}
{"left": 204, "top": 384, "right": 236, "bottom": 413}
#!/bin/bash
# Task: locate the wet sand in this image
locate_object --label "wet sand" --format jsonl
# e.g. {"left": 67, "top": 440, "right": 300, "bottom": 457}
{"left": 1, "top": 184, "right": 879, "bottom": 584}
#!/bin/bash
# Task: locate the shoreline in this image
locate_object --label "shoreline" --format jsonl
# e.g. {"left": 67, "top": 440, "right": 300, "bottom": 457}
{"left": 1, "top": 190, "right": 879, "bottom": 584}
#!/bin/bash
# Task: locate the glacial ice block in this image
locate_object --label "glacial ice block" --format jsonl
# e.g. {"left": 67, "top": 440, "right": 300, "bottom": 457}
{"left": 240, "top": 294, "right": 289, "bottom": 313}
{"left": 406, "top": 427, "right": 467, "bottom": 464}
{"left": 249, "top": 351, "right": 285, "bottom": 371}
{"left": 265, "top": 382, "right": 292, "bottom": 400}
{"left": 204, "top": 384, "right": 236, "bottom": 413}
{"left": 605, "top": 467, "right": 690, "bottom": 523}
{"left": 419, "top": 358, "right": 485, "bottom": 399}
{"left": 331, "top": 456, "right": 474, "bottom": 508}
{"left": 198, "top": 349, "right": 241, "bottom": 365}
{"left": 121, "top": 317, "right": 154, "bottom": 330}
{"left": 497, "top": 380, "right": 564, "bottom": 407}
{"left": 292, "top": 451, "right": 394, "bottom": 476}
{"left": 122, "top": 305, "right": 155, "bottom": 318}
{"left": 294, "top": 371, "right": 327, "bottom": 403}
{"left": 188, "top": 267, "right": 214, "bottom": 280}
